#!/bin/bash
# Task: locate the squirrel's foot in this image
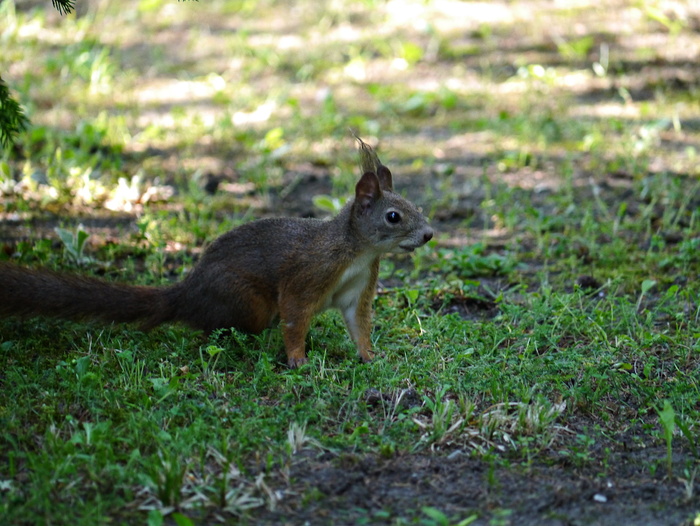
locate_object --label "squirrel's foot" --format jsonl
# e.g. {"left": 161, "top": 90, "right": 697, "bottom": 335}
{"left": 359, "top": 349, "right": 375, "bottom": 363}
{"left": 287, "top": 355, "right": 308, "bottom": 368}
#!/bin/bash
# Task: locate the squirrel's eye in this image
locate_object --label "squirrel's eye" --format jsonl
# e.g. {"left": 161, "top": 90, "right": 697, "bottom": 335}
{"left": 386, "top": 211, "right": 401, "bottom": 224}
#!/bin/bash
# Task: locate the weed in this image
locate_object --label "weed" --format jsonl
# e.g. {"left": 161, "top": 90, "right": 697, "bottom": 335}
{"left": 421, "top": 506, "right": 479, "bottom": 526}
{"left": 680, "top": 466, "right": 697, "bottom": 502}
{"left": 55, "top": 224, "right": 93, "bottom": 266}
{"left": 560, "top": 433, "right": 596, "bottom": 468}
{"left": 286, "top": 421, "right": 322, "bottom": 455}
{"left": 434, "top": 243, "right": 517, "bottom": 278}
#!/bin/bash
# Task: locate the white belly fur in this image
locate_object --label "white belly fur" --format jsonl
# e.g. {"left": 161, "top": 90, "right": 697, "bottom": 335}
{"left": 319, "top": 252, "right": 376, "bottom": 313}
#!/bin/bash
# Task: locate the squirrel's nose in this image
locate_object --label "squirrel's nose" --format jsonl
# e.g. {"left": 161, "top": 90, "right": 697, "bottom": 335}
{"left": 423, "top": 228, "right": 434, "bottom": 243}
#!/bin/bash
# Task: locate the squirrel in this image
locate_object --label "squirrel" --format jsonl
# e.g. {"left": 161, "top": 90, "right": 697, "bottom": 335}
{"left": 0, "top": 138, "right": 433, "bottom": 367}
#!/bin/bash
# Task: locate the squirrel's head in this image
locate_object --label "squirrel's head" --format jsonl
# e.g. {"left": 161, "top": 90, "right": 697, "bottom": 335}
{"left": 351, "top": 138, "right": 433, "bottom": 254}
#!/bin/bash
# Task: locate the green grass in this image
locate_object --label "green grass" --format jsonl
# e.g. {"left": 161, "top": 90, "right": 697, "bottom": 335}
{"left": 1, "top": 0, "right": 700, "bottom": 523}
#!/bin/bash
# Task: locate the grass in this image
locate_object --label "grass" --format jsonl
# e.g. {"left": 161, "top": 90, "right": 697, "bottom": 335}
{"left": 1, "top": 0, "right": 700, "bottom": 524}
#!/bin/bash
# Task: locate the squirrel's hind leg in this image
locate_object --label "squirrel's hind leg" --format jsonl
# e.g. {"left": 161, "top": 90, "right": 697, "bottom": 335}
{"left": 278, "top": 297, "right": 314, "bottom": 368}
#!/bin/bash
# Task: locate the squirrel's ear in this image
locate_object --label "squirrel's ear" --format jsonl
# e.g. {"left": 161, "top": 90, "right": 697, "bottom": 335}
{"left": 355, "top": 136, "right": 378, "bottom": 174}
{"left": 354, "top": 135, "right": 393, "bottom": 192}
{"left": 355, "top": 171, "right": 382, "bottom": 214}
{"left": 376, "top": 165, "right": 393, "bottom": 192}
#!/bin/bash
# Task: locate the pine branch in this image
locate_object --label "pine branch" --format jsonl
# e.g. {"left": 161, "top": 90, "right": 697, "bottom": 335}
{"left": 51, "top": 0, "right": 76, "bottom": 15}
{"left": 0, "top": 77, "right": 29, "bottom": 152}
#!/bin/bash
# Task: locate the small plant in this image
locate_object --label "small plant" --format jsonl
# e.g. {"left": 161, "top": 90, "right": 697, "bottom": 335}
{"left": 560, "top": 434, "right": 596, "bottom": 467}
{"left": 415, "top": 391, "right": 460, "bottom": 447}
{"left": 147, "top": 450, "right": 188, "bottom": 508}
{"left": 287, "top": 421, "right": 322, "bottom": 455}
{"left": 435, "top": 243, "right": 517, "bottom": 277}
{"left": 481, "top": 399, "right": 567, "bottom": 449}
{"left": 199, "top": 344, "right": 224, "bottom": 378}
{"left": 413, "top": 388, "right": 478, "bottom": 450}
{"left": 204, "top": 446, "right": 268, "bottom": 515}
{"left": 115, "top": 350, "right": 146, "bottom": 389}
{"left": 636, "top": 279, "right": 657, "bottom": 312}
{"left": 656, "top": 400, "right": 675, "bottom": 477}
{"left": 680, "top": 467, "right": 697, "bottom": 501}
{"left": 421, "top": 506, "right": 478, "bottom": 526}
{"left": 55, "top": 225, "right": 94, "bottom": 266}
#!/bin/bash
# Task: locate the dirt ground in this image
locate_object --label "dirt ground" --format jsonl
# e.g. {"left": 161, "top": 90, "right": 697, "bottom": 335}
{"left": 253, "top": 443, "right": 696, "bottom": 525}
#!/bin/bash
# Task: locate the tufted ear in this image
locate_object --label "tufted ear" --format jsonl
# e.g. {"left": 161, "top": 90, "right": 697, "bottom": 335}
{"left": 355, "top": 135, "right": 393, "bottom": 192}
{"left": 354, "top": 171, "right": 382, "bottom": 215}
{"left": 356, "top": 136, "right": 377, "bottom": 172}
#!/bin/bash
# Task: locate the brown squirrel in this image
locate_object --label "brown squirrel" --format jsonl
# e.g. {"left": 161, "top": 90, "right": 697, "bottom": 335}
{"left": 0, "top": 138, "right": 433, "bottom": 367}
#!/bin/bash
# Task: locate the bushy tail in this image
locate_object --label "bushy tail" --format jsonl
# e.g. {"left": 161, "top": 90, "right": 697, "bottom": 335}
{"left": 0, "top": 262, "right": 175, "bottom": 329}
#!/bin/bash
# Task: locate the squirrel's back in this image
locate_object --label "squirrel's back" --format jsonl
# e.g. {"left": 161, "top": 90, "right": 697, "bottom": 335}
{"left": 165, "top": 214, "right": 360, "bottom": 334}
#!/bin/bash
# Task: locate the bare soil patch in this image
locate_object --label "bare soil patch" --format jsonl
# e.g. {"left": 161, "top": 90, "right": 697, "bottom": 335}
{"left": 254, "top": 440, "right": 697, "bottom": 525}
